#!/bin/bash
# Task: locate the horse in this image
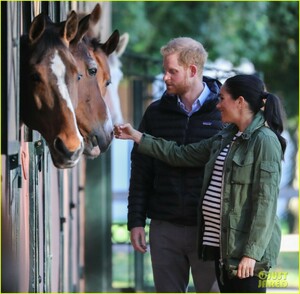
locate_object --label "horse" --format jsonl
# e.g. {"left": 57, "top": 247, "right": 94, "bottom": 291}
{"left": 20, "top": 11, "right": 84, "bottom": 169}
{"left": 69, "top": 8, "right": 114, "bottom": 158}
{"left": 104, "top": 32, "right": 129, "bottom": 124}
{"left": 77, "top": 3, "right": 127, "bottom": 125}
{"left": 88, "top": 29, "right": 120, "bottom": 98}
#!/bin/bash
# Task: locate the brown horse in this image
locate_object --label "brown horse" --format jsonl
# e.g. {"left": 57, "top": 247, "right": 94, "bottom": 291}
{"left": 69, "top": 9, "right": 114, "bottom": 158}
{"left": 77, "top": 4, "right": 125, "bottom": 124}
{"left": 81, "top": 4, "right": 120, "bottom": 98}
{"left": 20, "top": 11, "right": 84, "bottom": 168}
{"left": 89, "top": 30, "right": 120, "bottom": 97}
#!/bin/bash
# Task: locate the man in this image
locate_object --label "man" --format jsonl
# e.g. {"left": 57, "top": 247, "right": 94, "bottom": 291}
{"left": 128, "top": 37, "right": 223, "bottom": 292}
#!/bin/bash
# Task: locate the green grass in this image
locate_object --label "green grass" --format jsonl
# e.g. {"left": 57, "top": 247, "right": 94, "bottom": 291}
{"left": 272, "top": 252, "right": 299, "bottom": 289}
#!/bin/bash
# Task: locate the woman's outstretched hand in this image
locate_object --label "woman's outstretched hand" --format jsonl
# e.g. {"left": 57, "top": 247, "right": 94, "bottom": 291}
{"left": 114, "top": 123, "right": 143, "bottom": 144}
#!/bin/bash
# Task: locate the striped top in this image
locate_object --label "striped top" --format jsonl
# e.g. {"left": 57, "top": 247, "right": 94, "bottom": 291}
{"left": 202, "top": 132, "right": 242, "bottom": 247}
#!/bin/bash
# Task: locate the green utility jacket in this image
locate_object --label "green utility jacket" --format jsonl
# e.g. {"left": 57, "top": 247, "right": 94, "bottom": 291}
{"left": 138, "top": 111, "right": 282, "bottom": 273}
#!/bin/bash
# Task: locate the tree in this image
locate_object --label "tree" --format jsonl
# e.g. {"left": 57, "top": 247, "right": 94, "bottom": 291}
{"left": 112, "top": 1, "right": 298, "bottom": 127}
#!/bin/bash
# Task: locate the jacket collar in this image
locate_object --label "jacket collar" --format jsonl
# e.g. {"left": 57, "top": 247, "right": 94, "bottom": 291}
{"left": 160, "top": 76, "right": 221, "bottom": 111}
{"left": 219, "top": 111, "right": 266, "bottom": 140}
{"left": 241, "top": 111, "right": 266, "bottom": 139}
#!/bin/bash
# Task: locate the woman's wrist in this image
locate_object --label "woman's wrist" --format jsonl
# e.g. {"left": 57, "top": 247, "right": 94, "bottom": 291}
{"left": 132, "top": 130, "right": 142, "bottom": 144}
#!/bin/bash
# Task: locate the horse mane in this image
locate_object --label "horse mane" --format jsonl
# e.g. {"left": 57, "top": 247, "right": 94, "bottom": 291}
{"left": 89, "top": 37, "right": 101, "bottom": 50}
{"left": 22, "top": 28, "right": 68, "bottom": 64}
{"left": 20, "top": 35, "right": 30, "bottom": 55}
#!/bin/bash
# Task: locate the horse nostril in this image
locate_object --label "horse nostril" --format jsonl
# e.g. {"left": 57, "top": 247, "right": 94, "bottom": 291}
{"left": 91, "top": 136, "right": 98, "bottom": 147}
{"left": 54, "top": 137, "right": 67, "bottom": 154}
{"left": 54, "top": 137, "right": 77, "bottom": 159}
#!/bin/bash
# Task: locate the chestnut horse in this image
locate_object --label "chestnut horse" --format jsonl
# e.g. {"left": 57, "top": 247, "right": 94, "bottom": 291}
{"left": 77, "top": 3, "right": 124, "bottom": 124}
{"left": 88, "top": 29, "right": 120, "bottom": 98}
{"left": 20, "top": 11, "right": 84, "bottom": 168}
{"left": 69, "top": 9, "right": 114, "bottom": 158}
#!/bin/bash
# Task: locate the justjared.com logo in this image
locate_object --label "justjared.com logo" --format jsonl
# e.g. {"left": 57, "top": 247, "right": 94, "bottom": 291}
{"left": 258, "top": 271, "right": 288, "bottom": 288}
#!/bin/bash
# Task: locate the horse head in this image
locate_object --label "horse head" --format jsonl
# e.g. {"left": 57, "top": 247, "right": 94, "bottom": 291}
{"left": 20, "top": 11, "right": 84, "bottom": 169}
{"left": 104, "top": 32, "right": 129, "bottom": 124}
{"left": 79, "top": 4, "right": 127, "bottom": 125}
{"left": 90, "top": 30, "right": 120, "bottom": 98}
{"left": 69, "top": 7, "right": 114, "bottom": 159}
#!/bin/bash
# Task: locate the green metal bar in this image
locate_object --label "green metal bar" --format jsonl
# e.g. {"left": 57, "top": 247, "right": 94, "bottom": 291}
{"left": 58, "top": 169, "right": 65, "bottom": 292}
{"left": 43, "top": 148, "right": 52, "bottom": 292}
{"left": 85, "top": 149, "right": 112, "bottom": 292}
{"left": 28, "top": 142, "right": 39, "bottom": 292}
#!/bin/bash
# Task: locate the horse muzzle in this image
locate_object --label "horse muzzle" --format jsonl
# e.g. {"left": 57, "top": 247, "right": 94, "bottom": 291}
{"left": 50, "top": 137, "right": 84, "bottom": 168}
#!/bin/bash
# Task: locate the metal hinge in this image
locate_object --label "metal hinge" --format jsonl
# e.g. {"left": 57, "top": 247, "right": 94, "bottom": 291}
{"left": 9, "top": 153, "right": 22, "bottom": 188}
{"left": 34, "top": 140, "right": 44, "bottom": 171}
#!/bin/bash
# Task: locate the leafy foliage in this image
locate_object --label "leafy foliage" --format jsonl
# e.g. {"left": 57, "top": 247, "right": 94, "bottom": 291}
{"left": 112, "top": 1, "right": 299, "bottom": 125}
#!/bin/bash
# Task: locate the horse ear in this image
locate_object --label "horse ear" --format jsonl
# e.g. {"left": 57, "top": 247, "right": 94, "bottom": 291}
{"left": 90, "top": 3, "right": 102, "bottom": 26}
{"left": 29, "top": 13, "right": 48, "bottom": 43}
{"left": 115, "top": 33, "right": 129, "bottom": 57}
{"left": 100, "top": 29, "right": 120, "bottom": 56}
{"left": 63, "top": 11, "right": 78, "bottom": 45}
{"left": 72, "top": 3, "right": 102, "bottom": 46}
{"left": 76, "top": 3, "right": 102, "bottom": 39}
{"left": 84, "top": 3, "right": 102, "bottom": 40}
{"left": 71, "top": 14, "right": 90, "bottom": 45}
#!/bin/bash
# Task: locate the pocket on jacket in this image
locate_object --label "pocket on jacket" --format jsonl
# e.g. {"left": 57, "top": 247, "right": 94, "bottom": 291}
{"left": 231, "top": 155, "right": 254, "bottom": 184}
{"left": 227, "top": 214, "right": 250, "bottom": 257}
{"left": 260, "top": 161, "right": 279, "bottom": 185}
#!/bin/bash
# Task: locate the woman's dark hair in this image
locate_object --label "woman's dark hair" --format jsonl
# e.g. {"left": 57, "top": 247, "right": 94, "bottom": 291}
{"left": 223, "top": 74, "right": 286, "bottom": 154}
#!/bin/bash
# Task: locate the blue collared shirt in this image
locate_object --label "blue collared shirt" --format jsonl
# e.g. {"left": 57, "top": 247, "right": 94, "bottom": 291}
{"left": 178, "top": 82, "right": 210, "bottom": 116}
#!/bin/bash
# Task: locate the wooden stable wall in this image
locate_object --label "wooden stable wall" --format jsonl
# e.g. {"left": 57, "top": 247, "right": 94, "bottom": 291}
{"left": 1, "top": 1, "right": 111, "bottom": 292}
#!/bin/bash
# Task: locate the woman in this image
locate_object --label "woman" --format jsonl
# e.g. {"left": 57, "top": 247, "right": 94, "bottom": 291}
{"left": 114, "top": 74, "right": 286, "bottom": 293}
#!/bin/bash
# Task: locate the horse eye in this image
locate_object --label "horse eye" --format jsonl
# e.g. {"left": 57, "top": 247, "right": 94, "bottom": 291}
{"left": 31, "top": 72, "right": 41, "bottom": 82}
{"left": 78, "top": 73, "right": 83, "bottom": 81}
{"left": 106, "top": 80, "right": 111, "bottom": 87}
{"left": 88, "top": 68, "right": 97, "bottom": 76}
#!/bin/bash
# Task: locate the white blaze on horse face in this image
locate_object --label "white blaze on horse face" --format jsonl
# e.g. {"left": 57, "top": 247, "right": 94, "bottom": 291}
{"left": 50, "top": 50, "right": 83, "bottom": 143}
{"left": 104, "top": 105, "right": 114, "bottom": 135}
{"left": 89, "top": 59, "right": 98, "bottom": 71}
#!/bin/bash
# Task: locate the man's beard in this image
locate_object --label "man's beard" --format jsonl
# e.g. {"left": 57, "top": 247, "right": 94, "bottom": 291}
{"left": 166, "top": 78, "right": 189, "bottom": 96}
